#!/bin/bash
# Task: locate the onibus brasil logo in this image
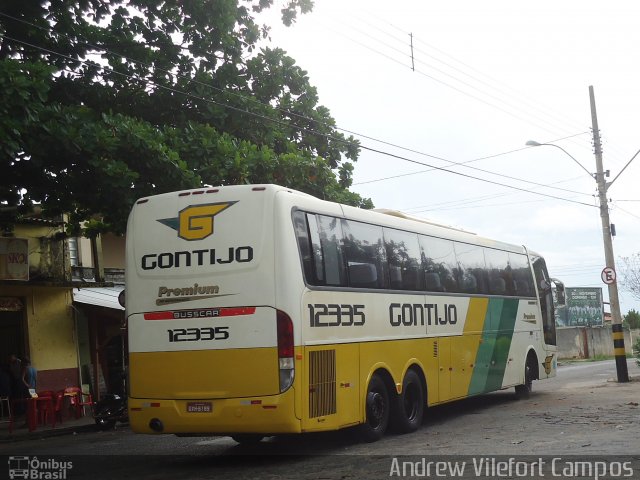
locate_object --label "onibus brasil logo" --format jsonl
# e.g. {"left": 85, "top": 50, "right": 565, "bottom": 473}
{"left": 8, "top": 456, "right": 73, "bottom": 479}
{"left": 157, "top": 202, "right": 236, "bottom": 241}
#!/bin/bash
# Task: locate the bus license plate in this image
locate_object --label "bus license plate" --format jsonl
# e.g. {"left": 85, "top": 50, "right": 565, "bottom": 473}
{"left": 186, "top": 402, "right": 212, "bottom": 413}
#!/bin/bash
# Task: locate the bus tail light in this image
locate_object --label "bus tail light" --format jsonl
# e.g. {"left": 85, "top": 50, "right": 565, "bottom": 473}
{"left": 277, "top": 309, "right": 295, "bottom": 392}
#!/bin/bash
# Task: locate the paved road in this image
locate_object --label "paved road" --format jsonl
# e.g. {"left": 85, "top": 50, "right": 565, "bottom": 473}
{"left": 2, "top": 359, "right": 639, "bottom": 479}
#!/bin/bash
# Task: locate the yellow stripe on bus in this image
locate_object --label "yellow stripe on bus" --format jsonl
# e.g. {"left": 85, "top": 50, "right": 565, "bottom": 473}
{"left": 463, "top": 297, "right": 489, "bottom": 335}
{"left": 452, "top": 297, "right": 490, "bottom": 397}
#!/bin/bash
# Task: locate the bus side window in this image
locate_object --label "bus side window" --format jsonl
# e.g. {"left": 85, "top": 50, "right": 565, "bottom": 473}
{"left": 348, "top": 263, "right": 378, "bottom": 288}
{"left": 510, "top": 253, "right": 536, "bottom": 298}
{"left": 342, "top": 220, "right": 388, "bottom": 289}
{"left": 306, "top": 214, "right": 325, "bottom": 285}
{"left": 420, "top": 235, "right": 459, "bottom": 293}
{"left": 484, "top": 248, "right": 510, "bottom": 296}
{"left": 297, "top": 213, "right": 346, "bottom": 287}
{"left": 454, "top": 242, "right": 488, "bottom": 295}
{"left": 383, "top": 228, "right": 423, "bottom": 291}
{"left": 317, "top": 215, "right": 347, "bottom": 287}
{"left": 293, "top": 211, "right": 315, "bottom": 284}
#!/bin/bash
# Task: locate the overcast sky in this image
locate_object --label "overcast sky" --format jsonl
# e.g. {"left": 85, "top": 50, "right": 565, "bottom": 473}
{"left": 262, "top": 0, "right": 640, "bottom": 316}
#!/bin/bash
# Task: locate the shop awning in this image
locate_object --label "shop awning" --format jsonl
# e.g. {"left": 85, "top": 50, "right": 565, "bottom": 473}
{"left": 73, "top": 286, "right": 124, "bottom": 311}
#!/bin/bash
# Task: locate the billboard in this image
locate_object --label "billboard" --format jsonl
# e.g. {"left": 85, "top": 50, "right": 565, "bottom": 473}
{"left": 0, "top": 237, "right": 29, "bottom": 281}
{"left": 559, "top": 287, "right": 604, "bottom": 327}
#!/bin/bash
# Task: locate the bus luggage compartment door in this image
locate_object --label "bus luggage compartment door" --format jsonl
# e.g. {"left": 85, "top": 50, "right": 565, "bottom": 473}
{"left": 128, "top": 307, "right": 280, "bottom": 399}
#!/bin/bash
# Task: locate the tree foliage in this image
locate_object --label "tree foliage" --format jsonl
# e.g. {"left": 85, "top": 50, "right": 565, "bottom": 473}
{"left": 623, "top": 309, "right": 640, "bottom": 330}
{"left": 619, "top": 253, "right": 640, "bottom": 302}
{"left": 0, "top": 0, "right": 372, "bottom": 235}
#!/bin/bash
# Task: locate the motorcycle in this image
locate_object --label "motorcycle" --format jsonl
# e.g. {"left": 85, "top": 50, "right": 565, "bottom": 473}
{"left": 93, "top": 393, "right": 128, "bottom": 430}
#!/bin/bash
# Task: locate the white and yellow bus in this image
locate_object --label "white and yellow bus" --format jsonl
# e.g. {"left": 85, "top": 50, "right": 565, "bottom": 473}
{"left": 125, "top": 184, "right": 558, "bottom": 443}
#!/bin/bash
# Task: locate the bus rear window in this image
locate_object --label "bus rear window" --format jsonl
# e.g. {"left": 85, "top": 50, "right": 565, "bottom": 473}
{"left": 293, "top": 211, "right": 346, "bottom": 287}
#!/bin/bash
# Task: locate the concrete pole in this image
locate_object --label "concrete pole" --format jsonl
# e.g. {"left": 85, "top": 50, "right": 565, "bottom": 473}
{"left": 589, "top": 85, "right": 629, "bottom": 382}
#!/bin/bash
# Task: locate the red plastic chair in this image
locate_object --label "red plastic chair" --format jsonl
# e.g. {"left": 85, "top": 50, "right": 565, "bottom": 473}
{"left": 53, "top": 390, "right": 65, "bottom": 424}
{"left": 63, "top": 386, "right": 94, "bottom": 418}
{"left": 35, "top": 390, "right": 55, "bottom": 426}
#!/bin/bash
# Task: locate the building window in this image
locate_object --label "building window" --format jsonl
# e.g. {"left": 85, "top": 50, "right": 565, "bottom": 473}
{"left": 68, "top": 237, "right": 79, "bottom": 267}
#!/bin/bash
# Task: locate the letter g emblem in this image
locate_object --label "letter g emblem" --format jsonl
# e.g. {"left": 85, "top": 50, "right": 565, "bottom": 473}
{"left": 178, "top": 202, "right": 235, "bottom": 241}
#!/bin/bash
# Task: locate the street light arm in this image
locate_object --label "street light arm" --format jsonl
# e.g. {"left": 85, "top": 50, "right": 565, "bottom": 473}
{"left": 608, "top": 147, "right": 640, "bottom": 189}
{"left": 525, "top": 141, "right": 594, "bottom": 178}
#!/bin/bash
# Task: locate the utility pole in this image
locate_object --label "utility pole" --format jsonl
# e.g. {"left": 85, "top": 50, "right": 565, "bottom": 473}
{"left": 409, "top": 33, "right": 415, "bottom": 72}
{"left": 589, "top": 85, "right": 629, "bottom": 382}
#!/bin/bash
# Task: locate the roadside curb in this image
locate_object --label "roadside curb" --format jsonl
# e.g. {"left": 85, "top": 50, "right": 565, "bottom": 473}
{"left": 0, "top": 423, "right": 99, "bottom": 444}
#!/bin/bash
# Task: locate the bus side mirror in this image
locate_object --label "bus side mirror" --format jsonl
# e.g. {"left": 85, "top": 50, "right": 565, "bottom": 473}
{"left": 539, "top": 279, "right": 551, "bottom": 292}
{"left": 550, "top": 278, "right": 566, "bottom": 306}
{"left": 556, "top": 285, "right": 566, "bottom": 306}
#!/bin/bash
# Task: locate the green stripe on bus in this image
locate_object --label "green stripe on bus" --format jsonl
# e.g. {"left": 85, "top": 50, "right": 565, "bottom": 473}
{"left": 467, "top": 299, "right": 496, "bottom": 395}
{"left": 467, "top": 298, "right": 519, "bottom": 395}
{"left": 484, "top": 298, "right": 519, "bottom": 392}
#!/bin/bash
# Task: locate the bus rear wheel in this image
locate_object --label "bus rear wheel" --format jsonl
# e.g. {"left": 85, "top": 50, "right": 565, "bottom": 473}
{"left": 358, "top": 374, "right": 390, "bottom": 442}
{"left": 391, "top": 369, "right": 425, "bottom": 433}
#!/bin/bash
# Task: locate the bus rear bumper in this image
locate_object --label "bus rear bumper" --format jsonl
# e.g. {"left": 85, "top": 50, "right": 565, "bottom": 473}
{"left": 128, "top": 388, "right": 301, "bottom": 435}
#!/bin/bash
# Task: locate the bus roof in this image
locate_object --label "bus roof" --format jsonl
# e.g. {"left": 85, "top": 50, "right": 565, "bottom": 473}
{"left": 133, "top": 184, "right": 529, "bottom": 255}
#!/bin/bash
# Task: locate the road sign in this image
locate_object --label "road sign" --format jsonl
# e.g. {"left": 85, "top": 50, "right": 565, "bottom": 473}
{"left": 601, "top": 267, "right": 616, "bottom": 285}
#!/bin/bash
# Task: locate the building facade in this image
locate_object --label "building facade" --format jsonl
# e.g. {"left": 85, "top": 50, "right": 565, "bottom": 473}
{"left": 1, "top": 218, "right": 125, "bottom": 398}
{"left": 1, "top": 219, "right": 79, "bottom": 391}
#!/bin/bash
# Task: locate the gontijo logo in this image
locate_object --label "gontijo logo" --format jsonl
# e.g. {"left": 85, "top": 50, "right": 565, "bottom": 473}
{"left": 141, "top": 201, "right": 252, "bottom": 270}
{"left": 158, "top": 202, "right": 236, "bottom": 241}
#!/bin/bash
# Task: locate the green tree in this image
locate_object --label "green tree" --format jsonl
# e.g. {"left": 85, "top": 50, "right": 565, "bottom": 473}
{"left": 0, "top": 1, "right": 372, "bottom": 235}
{"left": 624, "top": 309, "right": 640, "bottom": 330}
{"left": 620, "top": 254, "right": 640, "bottom": 302}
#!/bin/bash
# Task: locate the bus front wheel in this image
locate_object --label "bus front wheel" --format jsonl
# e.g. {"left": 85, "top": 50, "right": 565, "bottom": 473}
{"left": 515, "top": 359, "right": 534, "bottom": 399}
{"left": 359, "top": 374, "right": 390, "bottom": 442}
{"left": 391, "top": 369, "right": 425, "bottom": 433}
{"left": 231, "top": 434, "right": 265, "bottom": 445}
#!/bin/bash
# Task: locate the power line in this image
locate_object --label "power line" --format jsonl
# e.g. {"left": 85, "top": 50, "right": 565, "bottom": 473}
{"left": 347, "top": 7, "right": 591, "bottom": 135}
{"left": 0, "top": 13, "right": 320, "bottom": 124}
{"left": 403, "top": 191, "right": 517, "bottom": 212}
{"left": 394, "top": 174, "right": 590, "bottom": 214}
{"left": 551, "top": 263, "right": 603, "bottom": 270}
{"left": 0, "top": 11, "right": 363, "bottom": 150}
{"left": 356, "top": 132, "right": 588, "bottom": 185}
{"left": 2, "top": 33, "right": 599, "bottom": 210}
{"left": 355, "top": 133, "right": 594, "bottom": 199}
{"left": 399, "top": 172, "right": 590, "bottom": 212}
{"left": 0, "top": 33, "right": 359, "bottom": 145}
{"left": 0, "top": 11, "right": 597, "bottom": 201}
{"left": 327, "top": 13, "right": 580, "bottom": 137}
{"left": 340, "top": 6, "right": 596, "bottom": 138}
{"left": 320, "top": 21, "right": 581, "bottom": 141}
{"left": 357, "top": 141, "right": 598, "bottom": 208}
{"left": 612, "top": 204, "right": 640, "bottom": 221}
{"left": 553, "top": 272, "right": 604, "bottom": 278}
{"left": 0, "top": 10, "right": 543, "bottom": 180}
{"left": 409, "top": 196, "right": 563, "bottom": 214}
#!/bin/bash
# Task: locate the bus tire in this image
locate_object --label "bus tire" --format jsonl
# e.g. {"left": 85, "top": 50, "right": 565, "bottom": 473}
{"left": 391, "top": 369, "right": 425, "bottom": 434}
{"left": 231, "top": 434, "right": 265, "bottom": 445}
{"left": 515, "top": 358, "right": 534, "bottom": 399}
{"left": 358, "top": 374, "right": 390, "bottom": 442}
